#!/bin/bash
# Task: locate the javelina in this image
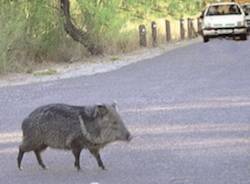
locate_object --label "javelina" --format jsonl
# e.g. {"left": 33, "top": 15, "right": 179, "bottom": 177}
{"left": 17, "top": 103, "right": 131, "bottom": 170}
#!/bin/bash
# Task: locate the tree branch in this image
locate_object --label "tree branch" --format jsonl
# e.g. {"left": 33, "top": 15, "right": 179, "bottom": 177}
{"left": 60, "top": 0, "right": 102, "bottom": 55}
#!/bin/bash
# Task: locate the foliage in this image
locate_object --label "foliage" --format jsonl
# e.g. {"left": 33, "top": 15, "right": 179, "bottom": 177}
{"left": 0, "top": 0, "right": 203, "bottom": 73}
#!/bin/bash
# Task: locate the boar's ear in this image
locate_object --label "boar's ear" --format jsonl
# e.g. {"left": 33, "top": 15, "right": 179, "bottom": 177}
{"left": 93, "top": 105, "right": 108, "bottom": 117}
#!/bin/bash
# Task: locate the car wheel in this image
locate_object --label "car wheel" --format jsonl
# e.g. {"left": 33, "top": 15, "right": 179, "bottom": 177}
{"left": 240, "top": 34, "right": 247, "bottom": 41}
{"left": 203, "top": 36, "right": 209, "bottom": 43}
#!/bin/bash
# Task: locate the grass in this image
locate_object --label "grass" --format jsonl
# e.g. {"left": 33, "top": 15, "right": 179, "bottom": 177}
{"left": 110, "top": 56, "right": 120, "bottom": 61}
{"left": 33, "top": 68, "right": 57, "bottom": 77}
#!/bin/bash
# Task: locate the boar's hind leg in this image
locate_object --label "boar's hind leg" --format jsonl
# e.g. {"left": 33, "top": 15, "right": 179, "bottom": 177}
{"left": 89, "top": 149, "right": 106, "bottom": 170}
{"left": 34, "top": 144, "right": 48, "bottom": 169}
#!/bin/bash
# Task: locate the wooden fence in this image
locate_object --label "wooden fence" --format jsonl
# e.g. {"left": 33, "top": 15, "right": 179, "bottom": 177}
{"left": 139, "top": 18, "right": 202, "bottom": 47}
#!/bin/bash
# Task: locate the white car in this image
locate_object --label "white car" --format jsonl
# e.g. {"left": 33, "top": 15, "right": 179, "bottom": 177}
{"left": 202, "top": 2, "right": 248, "bottom": 42}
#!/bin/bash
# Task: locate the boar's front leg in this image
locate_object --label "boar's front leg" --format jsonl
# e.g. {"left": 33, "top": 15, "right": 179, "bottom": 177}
{"left": 71, "top": 140, "right": 82, "bottom": 171}
{"left": 72, "top": 148, "right": 82, "bottom": 170}
{"left": 89, "top": 149, "right": 106, "bottom": 170}
{"left": 34, "top": 144, "right": 48, "bottom": 169}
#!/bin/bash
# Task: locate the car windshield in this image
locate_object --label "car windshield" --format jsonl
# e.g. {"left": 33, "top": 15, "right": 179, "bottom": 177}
{"left": 206, "top": 4, "right": 241, "bottom": 16}
{"left": 242, "top": 4, "right": 250, "bottom": 14}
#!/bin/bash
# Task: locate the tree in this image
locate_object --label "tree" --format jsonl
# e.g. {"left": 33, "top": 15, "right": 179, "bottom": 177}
{"left": 60, "top": 0, "right": 103, "bottom": 55}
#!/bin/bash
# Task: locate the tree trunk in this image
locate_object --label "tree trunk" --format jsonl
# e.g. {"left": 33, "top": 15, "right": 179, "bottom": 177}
{"left": 60, "top": 0, "right": 102, "bottom": 55}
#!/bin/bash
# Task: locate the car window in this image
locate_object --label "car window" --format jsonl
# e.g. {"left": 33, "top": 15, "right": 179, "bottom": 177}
{"left": 206, "top": 4, "right": 241, "bottom": 16}
{"left": 242, "top": 5, "right": 250, "bottom": 14}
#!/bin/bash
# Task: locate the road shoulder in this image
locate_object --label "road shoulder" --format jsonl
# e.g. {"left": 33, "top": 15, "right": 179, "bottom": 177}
{"left": 0, "top": 38, "right": 201, "bottom": 87}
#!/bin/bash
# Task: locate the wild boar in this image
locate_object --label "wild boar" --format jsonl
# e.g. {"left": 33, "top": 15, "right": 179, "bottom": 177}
{"left": 17, "top": 103, "right": 131, "bottom": 170}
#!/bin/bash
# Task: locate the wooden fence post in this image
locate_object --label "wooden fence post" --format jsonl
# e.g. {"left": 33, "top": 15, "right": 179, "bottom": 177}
{"left": 188, "top": 18, "right": 198, "bottom": 38}
{"left": 151, "top": 21, "right": 157, "bottom": 47}
{"left": 191, "top": 19, "right": 199, "bottom": 38}
{"left": 187, "top": 18, "right": 192, "bottom": 39}
{"left": 197, "top": 18, "right": 202, "bottom": 35}
{"left": 180, "top": 18, "right": 185, "bottom": 40}
{"left": 165, "top": 20, "right": 171, "bottom": 42}
{"left": 139, "top": 24, "right": 147, "bottom": 47}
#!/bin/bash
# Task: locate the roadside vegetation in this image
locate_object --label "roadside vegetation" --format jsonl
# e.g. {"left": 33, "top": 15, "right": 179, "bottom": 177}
{"left": 0, "top": 0, "right": 203, "bottom": 74}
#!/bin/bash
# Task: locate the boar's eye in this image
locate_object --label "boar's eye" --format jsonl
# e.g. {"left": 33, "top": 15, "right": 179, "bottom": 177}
{"left": 112, "top": 121, "right": 118, "bottom": 125}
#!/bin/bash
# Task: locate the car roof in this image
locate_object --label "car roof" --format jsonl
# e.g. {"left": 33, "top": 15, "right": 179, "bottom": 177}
{"left": 207, "top": 2, "right": 240, "bottom": 7}
{"left": 242, "top": 3, "right": 250, "bottom": 6}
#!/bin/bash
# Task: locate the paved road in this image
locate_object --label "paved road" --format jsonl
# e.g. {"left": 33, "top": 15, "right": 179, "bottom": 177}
{"left": 0, "top": 39, "right": 250, "bottom": 184}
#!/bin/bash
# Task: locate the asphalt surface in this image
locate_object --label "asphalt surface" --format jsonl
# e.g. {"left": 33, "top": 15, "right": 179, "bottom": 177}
{"left": 0, "top": 38, "right": 250, "bottom": 184}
